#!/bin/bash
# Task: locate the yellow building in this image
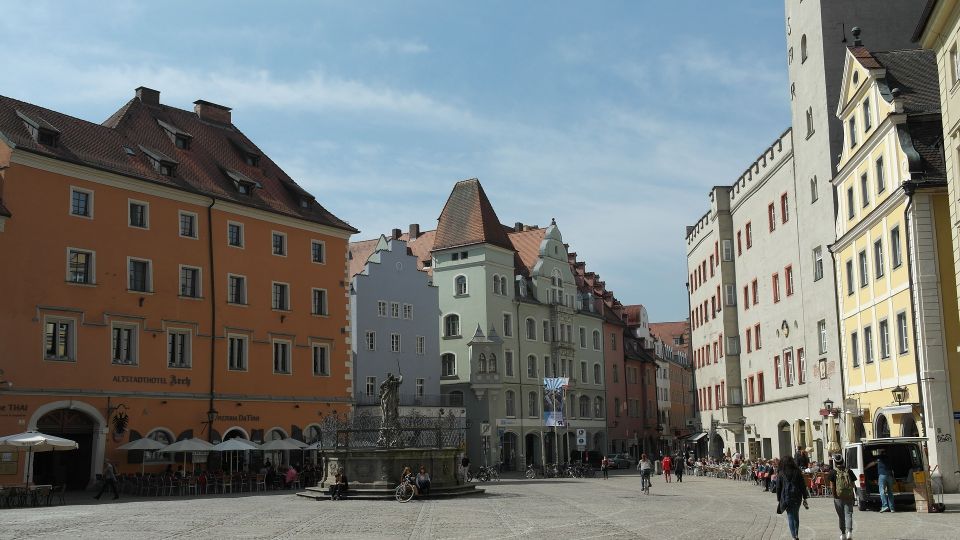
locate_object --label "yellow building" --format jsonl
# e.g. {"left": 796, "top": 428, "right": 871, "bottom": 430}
{"left": 916, "top": 0, "right": 960, "bottom": 493}
{"left": 830, "top": 37, "right": 960, "bottom": 488}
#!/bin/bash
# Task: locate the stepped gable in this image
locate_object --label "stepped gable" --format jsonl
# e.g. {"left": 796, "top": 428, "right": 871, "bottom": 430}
{"left": 0, "top": 89, "right": 357, "bottom": 233}
{"left": 433, "top": 178, "right": 514, "bottom": 252}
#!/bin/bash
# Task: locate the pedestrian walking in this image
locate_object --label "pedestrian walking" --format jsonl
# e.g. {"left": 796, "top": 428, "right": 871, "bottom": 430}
{"left": 829, "top": 453, "right": 856, "bottom": 540}
{"left": 460, "top": 455, "right": 470, "bottom": 484}
{"left": 674, "top": 455, "right": 684, "bottom": 482}
{"left": 601, "top": 456, "right": 610, "bottom": 480}
{"left": 776, "top": 455, "right": 809, "bottom": 540}
{"left": 94, "top": 459, "right": 119, "bottom": 500}
{"left": 662, "top": 455, "right": 672, "bottom": 482}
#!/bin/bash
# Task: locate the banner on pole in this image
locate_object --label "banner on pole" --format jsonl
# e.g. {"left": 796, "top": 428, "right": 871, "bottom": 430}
{"left": 543, "top": 377, "right": 569, "bottom": 427}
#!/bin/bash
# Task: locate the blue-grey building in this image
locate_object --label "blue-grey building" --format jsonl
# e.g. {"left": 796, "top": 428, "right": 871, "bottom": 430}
{"left": 349, "top": 233, "right": 447, "bottom": 415}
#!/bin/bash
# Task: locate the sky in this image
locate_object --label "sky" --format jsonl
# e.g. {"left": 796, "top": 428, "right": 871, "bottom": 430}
{"left": 0, "top": 0, "right": 792, "bottom": 321}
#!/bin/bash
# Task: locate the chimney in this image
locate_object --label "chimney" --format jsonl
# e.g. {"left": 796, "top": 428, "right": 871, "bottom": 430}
{"left": 392, "top": 228, "right": 402, "bottom": 240}
{"left": 408, "top": 223, "right": 420, "bottom": 239}
{"left": 514, "top": 222, "right": 523, "bottom": 232}
{"left": 135, "top": 86, "right": 160, "bottom": 106}
{"left": 193, "top": 100, "right": 232, "bottom": 125}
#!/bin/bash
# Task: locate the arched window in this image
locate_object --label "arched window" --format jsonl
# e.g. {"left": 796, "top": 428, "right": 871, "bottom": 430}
{"left": 527, "top": 354, "right": 537, "bottom": 378}
{"left": 579, "top": 396, "right": 590, "bottom": 418}
{"left": 500, "top": 276, "right": 508, "bottom": 296}
{"left": 492, "top": 274, "right": 501, "bottom": 295}
{"left": 593, "top": 364, "right": 601, "bottom": 384}
{"left": 477, "top": 353, "right": 487, "bottom": 373}
{"left": 528, "top": 392, "right": 539, "bottom": 417}
{"left": 800, "top": 34, "right": 808, "bottom": 63}
{"left": 592, "top": 330, "right": 601, "bottom": 350}
{"left": 444, "top": 314, "right": 460, "bottom": 337}
{"left": 489, "top": 353, "right": 497, "bottom": 373}
{"left": 614, "top": 397, "right": 621, "bottom": 417}
{"left": 145, "top": 428, "right": 174, "bottom": 463}
{"left": 304, "top": 424, "right": 322, "bottom": 445}
{"left": 441, "top": 353, "right": 456, "bottom": 376}
{"left": 505, "top": 390, "right": 515, "bottom": 417}
{"left": 455, "top": 275, "right": 468, "bottom": 296}
{"left": 551, "top": 269, "right": 561, "bottom": 287}
{"left": 594, "top": 397, "right": 603, "bottom": 418}
{"left": 525, "top": 318, "right": 536, "bottom": 340}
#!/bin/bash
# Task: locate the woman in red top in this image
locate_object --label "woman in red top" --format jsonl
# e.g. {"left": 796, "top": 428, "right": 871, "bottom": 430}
{"left": 662, "top": 455, "right": 673, "bottom": 483}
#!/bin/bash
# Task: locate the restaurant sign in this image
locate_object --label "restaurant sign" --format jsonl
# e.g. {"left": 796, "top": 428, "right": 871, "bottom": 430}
{"left": 216, "top": 414, "right": 260, "bottom": 422}
{"left": 112, "top": 375, "right": 191, "bottom": 387}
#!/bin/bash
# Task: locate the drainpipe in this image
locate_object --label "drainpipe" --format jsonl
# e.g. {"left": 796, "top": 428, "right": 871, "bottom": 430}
{"left": 206, "top": 198, "right": 217, "bottom": 441}
{"left": 902, "top": 183, "right": 928, "bottom": 439}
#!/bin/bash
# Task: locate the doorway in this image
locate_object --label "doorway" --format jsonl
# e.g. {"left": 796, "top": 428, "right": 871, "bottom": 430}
{"left": 33, "top": 409, "right": 96, "bottom": 490}
{"left": 524, "top": 433, "right": 540, "bottom": 468}
{"left": 502, "top": 432, "right": 518, "bottom": 471}
{"left": 777, "top": 421, "right": 792, "bottom": 459}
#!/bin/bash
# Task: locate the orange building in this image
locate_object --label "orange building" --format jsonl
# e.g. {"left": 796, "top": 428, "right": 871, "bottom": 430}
{"left": 0, "top": 87, "right": 356, "bottom": 488}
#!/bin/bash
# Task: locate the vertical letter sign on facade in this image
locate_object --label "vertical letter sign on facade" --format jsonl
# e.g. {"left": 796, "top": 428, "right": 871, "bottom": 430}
{"left": 543, "top": 377, "right": 569, "bottom": 427}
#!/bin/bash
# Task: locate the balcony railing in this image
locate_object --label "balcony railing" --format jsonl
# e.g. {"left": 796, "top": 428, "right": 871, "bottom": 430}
{"left": 354, "top": 393, "right": 464, "bottom": 408}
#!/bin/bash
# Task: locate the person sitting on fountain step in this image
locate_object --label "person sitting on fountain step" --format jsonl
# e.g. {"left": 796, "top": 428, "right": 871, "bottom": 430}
{"left": 329, "top": 468, "right": 348, "bottom": 500}
{"left": 416, "top": 466, "right": 431, "bottom": 496}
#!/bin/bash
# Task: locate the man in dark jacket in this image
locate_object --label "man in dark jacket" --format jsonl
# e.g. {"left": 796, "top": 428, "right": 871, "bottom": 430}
{"left": 794, "top": 446, "right": 810, "bottom": 470}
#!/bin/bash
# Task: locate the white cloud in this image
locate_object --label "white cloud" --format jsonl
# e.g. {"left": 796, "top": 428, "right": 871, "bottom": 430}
{"left": 366, "top": 38, "right": 430, "bottom": 55}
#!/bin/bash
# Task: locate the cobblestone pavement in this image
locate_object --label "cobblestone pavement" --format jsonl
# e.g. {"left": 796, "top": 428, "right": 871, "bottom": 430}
{"left": 4, "top": 471, "right": 960, "bottom": 539}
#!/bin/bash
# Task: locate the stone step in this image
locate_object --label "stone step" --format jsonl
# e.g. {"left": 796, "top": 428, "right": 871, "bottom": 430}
{"left": 296, "top": 484, "right": 484, "bottom": 501}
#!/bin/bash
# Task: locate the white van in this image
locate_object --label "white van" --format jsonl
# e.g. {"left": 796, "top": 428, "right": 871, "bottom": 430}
{"left": 843, "top": 437, "right": 927, "bottom": 511}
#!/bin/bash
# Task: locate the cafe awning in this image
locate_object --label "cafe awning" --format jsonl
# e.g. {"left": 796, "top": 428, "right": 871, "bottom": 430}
{"left": 689, "top": 433, "right": 707, "bottom": 442}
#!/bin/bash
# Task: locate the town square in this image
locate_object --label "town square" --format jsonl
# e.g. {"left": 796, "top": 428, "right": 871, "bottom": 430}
{"left": 6, "top": 1, "right": 960, "bottom": 538}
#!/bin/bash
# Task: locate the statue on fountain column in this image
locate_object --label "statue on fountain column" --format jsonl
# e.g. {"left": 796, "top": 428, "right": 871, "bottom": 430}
{"left": 377, "top": 373, "right": 403, "bottom": 447}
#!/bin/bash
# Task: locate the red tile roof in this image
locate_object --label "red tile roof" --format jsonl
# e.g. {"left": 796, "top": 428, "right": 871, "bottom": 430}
{"left": 348, "top": 237, "right": 381, "bottom": 278}
{"left": 433, "top": 179, "right": 513, "bottom": 252}
{"left": 849, "top": 46, "right": 883, "bottom": 69}
{"left": 508, "top": 227, "right": 546, "bottom": 274}
{"left": 649, "top": 321, "right": 690, "bottom": 342}
{"left": 0, "top": 90, "right": 356, "bottom": 233}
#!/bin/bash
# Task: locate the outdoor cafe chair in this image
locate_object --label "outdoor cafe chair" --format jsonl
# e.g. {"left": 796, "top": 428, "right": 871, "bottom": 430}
{"left": 221, "top": 475, "right": 233, "bottom": 494}
{"left": 255, "top": 474, "right": 266, "bottom": 492}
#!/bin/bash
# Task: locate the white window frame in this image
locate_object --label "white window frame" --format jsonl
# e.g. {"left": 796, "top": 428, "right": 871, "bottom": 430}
{"left": 721, "top": 239, "right": 733, "bottom": 261}
{"left": 271, "top": 230, "right": 288, "bottom": 257}
{"left": 227, "top": 334, "right": 249, "bottom": 371}
{"left": 543, "top": 320, "right": 550, "bottom": 343}
{"left": 818, "top": 319, "right": 827, "bottom": 354}
{"left": 128, "top": 199, "right": 150, "bottom": 229}
{"left": 879, "top": 319, "right": 890, "bottom": 359}
{"left": 896, "top": 311, "right": 909, "bottom": 354}
{"left": 43, "top": 316, "right": 76, "bottom": 362}
{"left": 891, "top": 226, "right": 903, "bottom": 268}
{"left": 366, "top": 376, "right": 377, "bottom": 397}
{"left": 579, "top": 327, "right": 586, "bottom": 348}
{"left": 390, "top": 302, "right": 400, "bottom": 318}
{"left": 416, "top": 336, "right": 425, "bottom": 355}
{"left": 69, "top": 186, "right": 94, "bottom": 219}
{"left": 416, "top": 378, "right": 425, "bottom": 398}
{"left": 312, "top": 288, "right": 328, "bottom": 316}
{"left": 271, "top": 281, "right": 291, "bottom": 311}
{"left": 592, "top": 330, "right": 601, "bottom": 350}
{"left": 227, "top": 273, "right": 247, "bottom": 305}
{"left": 505, "top": 390, "right": 516, "bottom": 417}
{"left": 403, "top": 304, "right": 413, "bottom": 320}
{"left": 813, "top": 246, "right": 823, "bottom": 281}
{"left": 444, "top": 314, "right": 461, "bottom": 338}
{"left": 391, "top": 333, "right": 401, "bottom": 353}
{"left": 110, "top": 322, "right": 138, "bottom": 365}
{"left": 377, "top": 300, "right": 387, "bottom": 317}
{"left": 310, "top": 239, "right": 326, "bottom": 264}
{"left": 312, "top": 343, "right": 330, "bottom": 376}
{"left": 167, "top": 329, "right": 192, "bottom": 369}
{"left": 178, "top": 264, "right": 203, "bottom": 299}
{"left": 366, "top": 331, "right": 376, "bottom": 351}
{"left": 227, "top": 221, "right": 245, "bottom": 249}
{"left": 454, "top": 275, "right": 468, "bottom": 296}
{"left": 178, "top": 210, "right": 199, "bottom": 239}
{"left": 272, "top": 339, "right": 292, "bottom": 374}
{"left": 66, "top": 247, "right": 96, "bottom": 285}
{"left": 724, "top": 284, "right": 736, "bottom": 306}
{"left": 526, "top": 318, "right": 537, "bottom": 341}
{"left": 441, "top": 353, "right": 457, "bottom": 377}
{"left": 127, "top": 257, "right": 153, "bottom": 293}
{"left": 503, "top": 312, "right": 513, "bottom": 337}
{"left": 505, "top": 350, "right": 514, "bottom": 377}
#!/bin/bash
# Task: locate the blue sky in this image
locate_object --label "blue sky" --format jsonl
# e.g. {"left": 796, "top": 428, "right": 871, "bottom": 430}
{"left": 1, "top": 0, "right": 791, "bottom": 321}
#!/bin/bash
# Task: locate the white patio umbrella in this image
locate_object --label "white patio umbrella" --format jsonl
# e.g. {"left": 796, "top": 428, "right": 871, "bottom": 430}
{"left": 116, "top": 437, "right": 168, "bottom": 474}
{"left": 159, "top": 438, "right": 215, "bottom": 472}
{"left": 211, "top": 438, "right": 260, "bottom": 473}
{"left": 0, "top": 430, "right": 78, "bottom": 484}
{"left": 259, "top": 438, "right": 308, "bottom": 451}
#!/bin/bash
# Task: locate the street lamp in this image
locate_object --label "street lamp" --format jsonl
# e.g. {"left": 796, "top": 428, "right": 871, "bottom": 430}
{"left": 891, "top": 385, "right": 907, "bottom": 405}
{"left": 823, "top": 398, "right": 834, "bottom": 414}
{"left": 204, "top": 408, "right": 219, "bottom": 442}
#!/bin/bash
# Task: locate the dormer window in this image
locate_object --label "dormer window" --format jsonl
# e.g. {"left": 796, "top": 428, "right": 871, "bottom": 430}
{"left": 16, "top": 110, "right": 60, "bottom": 147}
{"left": 139, "top": 146, "right": 178, "bottom": 177}
{"left": 223, "top": 168, "right": 261, "bottom": 195}
{"left": 230, "top": 138, "right": 261, "bottom": 167}
{"left": 244, "top": 153, "right": 260, "bottom": 167}
{"left": 157, "top": 119, "right": 193, "bottom": 151}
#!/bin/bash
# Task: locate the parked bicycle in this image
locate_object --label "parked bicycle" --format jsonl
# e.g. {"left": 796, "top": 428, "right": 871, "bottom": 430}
{"left": 525, "top": 463, "right": 539, "bottom": 479}
{"left": 395, "top": 478, "right": 415, "bottom": 503}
